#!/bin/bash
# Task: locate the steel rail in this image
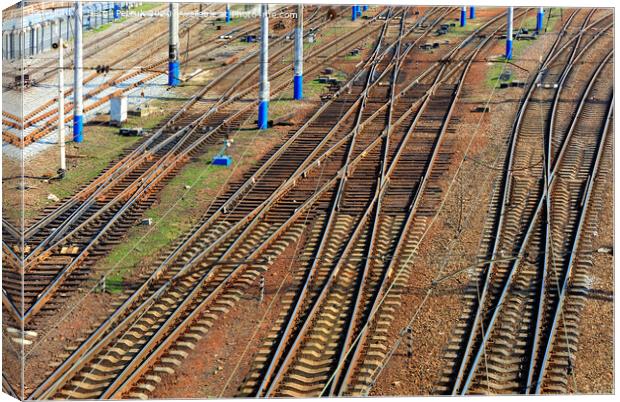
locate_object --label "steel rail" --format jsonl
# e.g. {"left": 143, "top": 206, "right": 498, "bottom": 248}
{"left": 12, "top": 6, "right": 324, "bottom": 145}
{"left": 28, "top": 10, "right": 414, "bottom": 397}
{"left": 11, "top": 4, "right": 287, "bottom": 136}
{"left": 19, "top": 7, "right": 370, "bottom": 304}
{"left": 101, "top": 13, "right": 466, "bottom": 395}
{"left": 2, "top": 240, "right": 21, "bottom": 270}
{"left": 1, "top": 217, "right": 21, "bottom": 242}
{"left": 103, "top": 170, "right": 344, "bottom": 399}
{"left": 18, "top": 7, "right": 390, "bottom": 250}
{"left": 113, "top": 6, "right": 436, "bottom": 298}
{"left": 31, "top": 8, "right": 444, "bottom": 397}
{"left": 528, "top": 8, "right": 591, "bottom": 388}
{"left": 458, "top": 47, "right": 614, "bottom": 395}
{"left": 333, "top": 9, "right": 526, "bottom": 395}
{"left": 328, "top": 13, "right": 408, "bottom": 395}
{"left": 256, "top": 10, "right": 397, "bottom": 396}
{"left": 22, "top": 6, "right": 368, "bottom": 254}
{"left": 2, "top": 289, "right": 22, "bottom": 324}
{"left": 32, "top": 18, "right": 441, "bottom": 400}
{"left": 38, "top": 4, "right": 390, "bottom": 268}
{"left": 21, "top": 5, "right": 331, "bottom": 249}
{"left": 532, "top": 60, "right": 613, "bottom": 395}
{"left": 527, "top": 13, "right": 610, "bottom": 392}
{"left": 448, "top": 9, "right": 586, "bottom": 394}
{"left": 19, "top": 5, "right": 321, "bottom": 243}
{"left": 2, "top": 373, "right": 19, "bottom": 400}
{"left": 34, "top": 17, "right": 444, "bottom": 397}
{"left": 545, "top": 9, "right": 596, "bottom": 178}
{"left": 259, "top": 7, "right": 517, "bottom": 396}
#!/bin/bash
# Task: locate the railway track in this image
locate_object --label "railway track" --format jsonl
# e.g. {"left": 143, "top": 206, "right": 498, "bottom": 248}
{"left": 242, "top": 8, "right": 546, "bottom": 398}
{"left": 2, "top": 3, "right": 266, "bottom": 146}
{"left": 1, "top": 7, "right": 390, "bottom": 328}
{"left": 437, "top": 8, "right": 614, "bottom": 395}
{"left": 6, "top": 6, "right": 611, "bottom": 400}
{"left": 25, "top": 7, "right": 464, "bottom": 399}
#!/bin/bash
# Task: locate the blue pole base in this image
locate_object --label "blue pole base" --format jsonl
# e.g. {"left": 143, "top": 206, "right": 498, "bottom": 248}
{"left": 536, "top": 12, "right": 544, "bottom": 32}
{"left": 506, "top": 39, "right": 513, "bottom": 60}
{"left": 470, "top": 7, "right": 475, "bottom": 19}
{"left": 352, "top": 6, "right": 357, "bottom": 21}
{"left": 460, "top": 10, "right": 466, "bottom": 27}
{"left": 363, "top": 5, "right": 368, "bottom": 11}
{"left": 226, "top": 9, "right": 231, "bottom": 23}
{"left": 294, "top": 75, "right": 303, "bottom": 100}
{"left": 113, "top": 4, "right": 120, "bottom": 19}
{"left": 73, "top": 115, "right": 84, "bottom": 143}
{"left": 258, "top": 100, "right": 269, "bottom": 130}
{"left": 356, "top": 6, "right": 362, "bottom": 17}
{"left": 168, "top": 60, "right": 180, "bottom": 86}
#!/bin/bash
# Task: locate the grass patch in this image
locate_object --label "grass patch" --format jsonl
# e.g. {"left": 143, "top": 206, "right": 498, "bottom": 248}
{"left": 305, "top": 78, "right": 330, "bottom": 97}
{"left": 132, "top": 3, "right": 159, "bottom": 13}
{"left": 45, "top": 129, "right": 142, "bottom": 200}
{"left": 100, "top": 126, "right": 282, "bottom": 292}
{"left": 484, "top": 8, "right": 564, "bottom": 90}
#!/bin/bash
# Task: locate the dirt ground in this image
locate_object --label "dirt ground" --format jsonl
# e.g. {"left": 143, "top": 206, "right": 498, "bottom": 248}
{"left": 569, "top": 147, "right": 614, "bottom": 394}
{"left": 2, "top": 6, "right": 613, "bottom": 398}
{"left": 368, "top": 8, "right": 606, "bottom": 397}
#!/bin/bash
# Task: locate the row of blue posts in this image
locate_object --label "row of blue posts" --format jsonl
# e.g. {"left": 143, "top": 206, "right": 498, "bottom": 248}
{"left": 164, "top": 5, "right": 549, "bottom": 131}
{"left": 507, "top": 7, "right": 545, "bottom": 60}
{"left": 458, "top": 6, "right": 544, "bottom": 60}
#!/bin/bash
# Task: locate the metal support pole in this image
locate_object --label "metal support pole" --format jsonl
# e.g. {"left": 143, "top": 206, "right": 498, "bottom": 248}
{"left": 168, "top": 3, "right": 180, "bottom": 86}
{"left": 113, "top": 3, "right": 121, "bottom": 19}
{"left": 293, "top": 4, "right": 303, "bottom": 100}
{"left": 460, "top": 6, "right": 466, "bottom": 27}
{"left": 506, "top": 6, "right": 513, "bottom": 60}
{"left": 363, "top": 5, "right": 368, "bottom": 11}
{"left": 73, "top": 1, "right": 83, "bottom": 142}
{"left": 536, "top": 7, "right": 544, "bottom": 33}
{"left": 58, "top": 38, "right": 66, "bottom": 173}
{"left": 226, "top": 3, "right": 231, "bottom": 23}
{"left": 470, "top": 6, "right": 475, "bottom": 19}
{"left": 258, "top": 4, "right": 269, "bottom": 129}
{"left": 351, "top": 6, "right": 357, "bottom": 21}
